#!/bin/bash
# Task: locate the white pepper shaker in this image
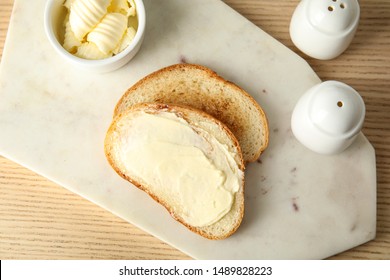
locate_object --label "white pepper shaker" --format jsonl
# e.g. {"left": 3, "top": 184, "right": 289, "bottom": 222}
{"left": 290, "top": 0, "right": 360, "bottom": 60}
{"left": 291, "top": 81, "right": 365, "bottom": 155}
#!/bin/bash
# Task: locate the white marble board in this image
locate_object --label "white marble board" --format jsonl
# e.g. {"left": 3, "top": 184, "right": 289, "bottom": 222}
{"left": 0, "top": 0, "right": 376, "bottom": 259}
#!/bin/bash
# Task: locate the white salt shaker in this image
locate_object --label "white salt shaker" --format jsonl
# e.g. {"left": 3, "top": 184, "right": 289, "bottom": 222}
{"left": 291, "top": 81, "right": 365, "bottom": 155}
{"left": 290, "top": 0, "right": 360, "bottom": 60}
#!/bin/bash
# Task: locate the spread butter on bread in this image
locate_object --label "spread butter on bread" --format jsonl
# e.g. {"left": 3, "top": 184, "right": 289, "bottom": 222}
{"left": 114, "top": 63, "right": 269, "bottom": 163}
{"left": 105, "top": 103, "right": 245, "bottom": 239}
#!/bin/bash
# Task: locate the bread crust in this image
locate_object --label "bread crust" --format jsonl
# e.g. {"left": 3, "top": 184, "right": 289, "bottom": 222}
{"left": 114, "top": 63, "right": 269, "bottom": 163}
{"left": 105, "top": 103, "right": 245, "bottom": 239}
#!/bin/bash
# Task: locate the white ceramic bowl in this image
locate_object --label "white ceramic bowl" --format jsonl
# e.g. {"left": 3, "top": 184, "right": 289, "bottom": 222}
{"left": 291, "top": 81, "right": 365, "bottom": 155}
{"left": 44, "top": 0, "right": 146, "bottom": 73}
{"left": 290, "top": 0, "right": 360, "bottom": 60}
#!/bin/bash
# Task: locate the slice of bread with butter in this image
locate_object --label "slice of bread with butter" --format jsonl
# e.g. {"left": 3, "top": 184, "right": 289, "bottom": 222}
{"left": 114, "top": 63, "right": 269, "bottom": 163}
{"left": 105, "top": 103, "right": 245, "bottom": 239}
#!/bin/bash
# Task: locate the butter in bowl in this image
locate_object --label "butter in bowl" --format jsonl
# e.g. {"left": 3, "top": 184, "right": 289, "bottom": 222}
{"left": 44, "top": 0, "right": 146, "bottom": 73}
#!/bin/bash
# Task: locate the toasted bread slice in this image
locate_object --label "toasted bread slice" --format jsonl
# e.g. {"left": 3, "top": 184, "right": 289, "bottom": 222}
{"left": 114, "top": 63, "right": 269, "bottom": 163}
{"left": 105, "top": 103, "right": 245, "bottom": 239}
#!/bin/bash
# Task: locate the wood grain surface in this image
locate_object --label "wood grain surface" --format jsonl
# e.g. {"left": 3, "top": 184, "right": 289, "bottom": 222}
{"left": 1, "top": 0, "right": 389, "bottom": 259}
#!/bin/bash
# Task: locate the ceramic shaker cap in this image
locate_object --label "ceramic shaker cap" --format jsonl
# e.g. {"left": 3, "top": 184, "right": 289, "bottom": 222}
{"left": 289, "top": 0, "right": 360, "bottom": 60}
{"left": 291, "top": 81, "right": 365, "bottom": 155}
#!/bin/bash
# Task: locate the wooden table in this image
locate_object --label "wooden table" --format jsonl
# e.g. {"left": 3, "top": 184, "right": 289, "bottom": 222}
{"left": 1, "top": 0, "right": 389, "bottom": 259}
